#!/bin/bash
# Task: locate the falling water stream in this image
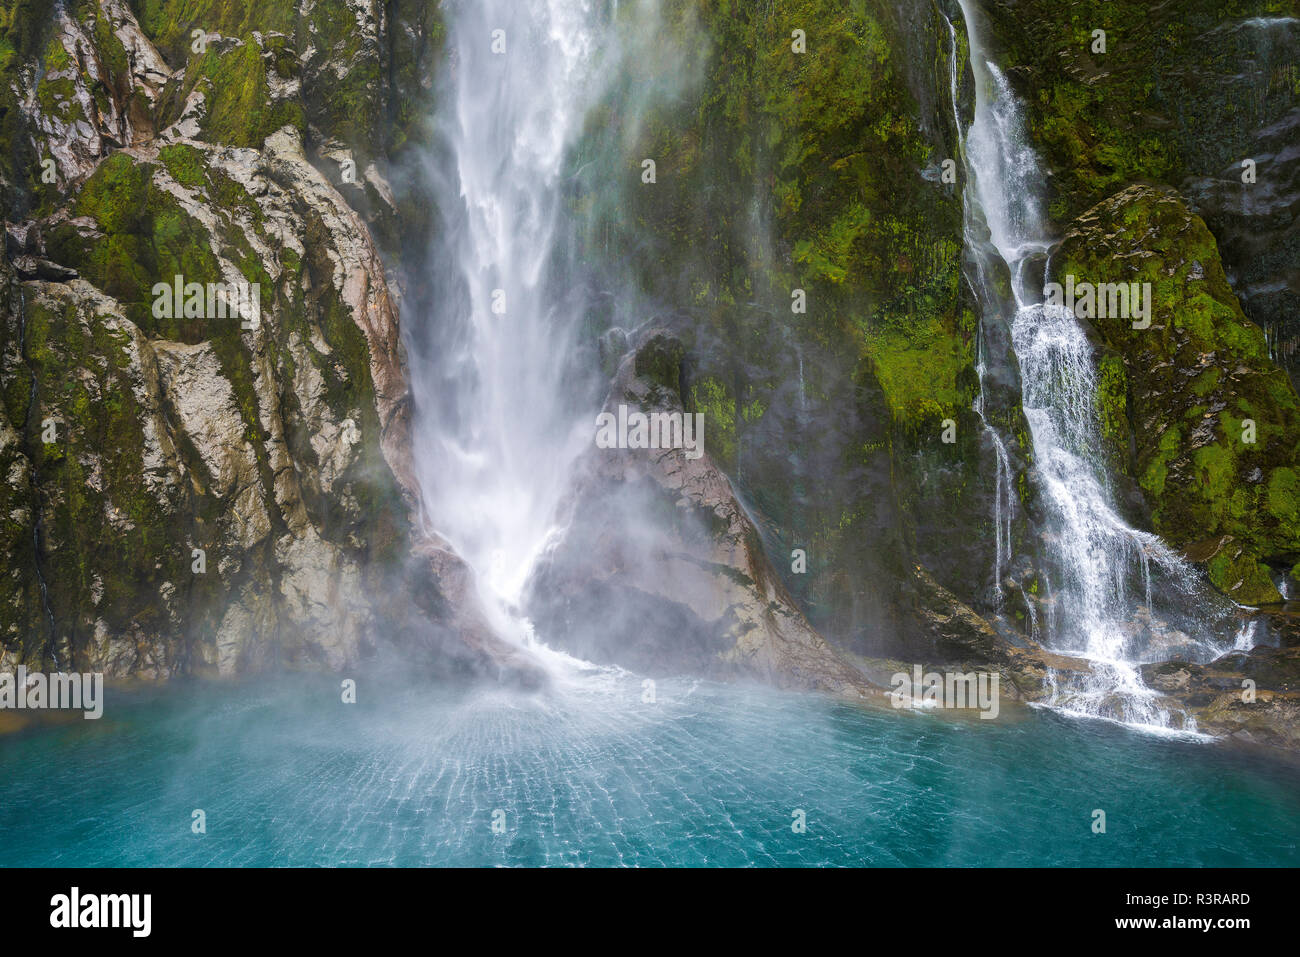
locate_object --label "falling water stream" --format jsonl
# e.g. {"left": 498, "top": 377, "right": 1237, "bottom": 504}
{"left": 404, "top": 0, "right": 623, "bottom": 664}
{"left": 953, "top": 1, "right": 1238, "bottom": 730}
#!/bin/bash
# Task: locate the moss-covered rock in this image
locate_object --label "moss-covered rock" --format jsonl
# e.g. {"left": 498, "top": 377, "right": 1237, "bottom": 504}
{"left": 167, "top": 32, "right": 305, "bottom": 148}
{"left": 2, "top": 0, "right": 445, "bottom": 246}
{"left": 3, "top": 122, "right": 417, "bottom": 675}
{"left": 978, "top": 0, "right": 1300, "bottom": 386}
{"left": 1054, "top": 184, "right": 1300, "bottom": 605}
{"left": 980, "top": 0, "right": 1299, "bottom": 219}
{"left": 2, "top": 0, "right": 161, "bottom": 216}
{"left": 0, "top": 0, "right": 458, "bottom": 676}
{"left": 564, "top": 0, "right": 1022, "bottom": 655}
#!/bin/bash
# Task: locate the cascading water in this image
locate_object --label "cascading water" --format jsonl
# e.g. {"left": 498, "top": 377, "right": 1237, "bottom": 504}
{"left": 406, "top": 0, "right": 621, "bottom": 657}
{"left": 944, "top": 14, "right": 1015, "bottom": 610}
{"left": 953, "top": 1, "right": 1239, "bottom": 730}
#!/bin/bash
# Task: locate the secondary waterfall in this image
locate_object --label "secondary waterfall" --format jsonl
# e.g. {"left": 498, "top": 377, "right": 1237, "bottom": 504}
{"left": 953, "top": 1, "right": 1237, "bottom": 729}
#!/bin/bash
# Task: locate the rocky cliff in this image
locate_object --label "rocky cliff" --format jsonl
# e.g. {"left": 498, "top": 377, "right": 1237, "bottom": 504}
{"left": 0, "top": 0, "right": 471, "bottom": 677}
{"left": 4, "top": 0, "right": 1300, "bottom": 748}
{"left": 527, "top": 0, "right": 1300, "bottom": 746}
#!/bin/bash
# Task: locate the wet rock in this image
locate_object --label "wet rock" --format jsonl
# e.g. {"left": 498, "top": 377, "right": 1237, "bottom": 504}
{"left": 0, "top": 52, "right": 418, "bottom": 676}
{"left": 1145, "top": 646, "right": 1300, "bottom": 749}
{"left": 1054, "top": 185, "right": 1300, "bottom": 606}
{"left": 526, "top": 330, "right": 878, "bottom": 698}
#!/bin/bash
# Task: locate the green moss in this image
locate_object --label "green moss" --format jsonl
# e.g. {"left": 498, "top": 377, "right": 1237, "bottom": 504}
{"left": 0, "top": 0, "right": 59, "bottom": 213}
{"left": 158, "top": 143, "right": 208, "bottom": 189}
{"left": 1265, "top": 467, "right": 1300, "bottom": 540}
{"left": 42, "top": 33, "right": 71, "bottom": 73}
{"left": 1207, "top": 547, "right": 1281, "bottom": 606}
{"left": 87, "top": 0, "right": 130, "bottom": 78}
{"left": 1140, "top": 425, "right": 1180, "bottom": 499}
{"left": 634, "top": 334, "right": 685, "bottom": 398}
{"left": 72, "top": 152, "right": 149, "bottom": 228}
{"left": 1095, "top": 351, "right": 1131, "bottom": 472}
{"left": 131, "top": 0, "right": 444, "bottom": 159}
{"left": 299, "top": 0, "right": 383, "bottom": 151}
{"left": 688, "top": 376, "right": 736, "bottom": 470}
{"left": 611, "top": 0, "right": 965, "bottom": 343}
{"left": 43, "top": 154, "right": 220, "bottom": 335}
{"left": 1190, "top": 443, "right": 1237, "bottom": 522}
{"left": 130, "top": 0, "right": 299, "bottom": 64}
{"left": 188, "top": 37, "right": 304, "bottom": 147}
{"left": 865, "top": 318, "right": 976, "bottom": 428}
{"left": 985, "top": 0, "right": 1300, "bottom": 221}
{"left": 35, "top": 72, "right": 80, "bottom": 124}
{"left": 1190, "top": 366, "right": 1220, "bottom": 398}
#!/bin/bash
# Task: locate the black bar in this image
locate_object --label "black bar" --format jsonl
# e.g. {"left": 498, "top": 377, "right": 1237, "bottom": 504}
{"left": 1, "top": 867, "right": 1281, "bottom": 943}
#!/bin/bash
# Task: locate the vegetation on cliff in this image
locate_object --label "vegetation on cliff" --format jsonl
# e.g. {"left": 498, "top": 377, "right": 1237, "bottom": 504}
{"left": 0, "top": 0, "right": 441, "bottom": 673}
{"left": 1056, "top": 185, "right": 1300, "bottom": 605}
{"left": 573, "top": 0, "right": 1010, "bottom": 653}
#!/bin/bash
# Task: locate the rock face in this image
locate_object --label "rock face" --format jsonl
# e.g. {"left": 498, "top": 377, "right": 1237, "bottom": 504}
{"left": 2, "top": 0, "right": 1300, "bottom": 752}
{"left": 0, "top": 0, "right": 476, "bottom": 678}
{"left": 527, "top": 332, "right": 875, "bottom": 698}
{"left": 1053, "top": 185, "right": 1300, "bottom": 607}
{"left": 1143, "top": 645, "right": 1300, "bottom": 750}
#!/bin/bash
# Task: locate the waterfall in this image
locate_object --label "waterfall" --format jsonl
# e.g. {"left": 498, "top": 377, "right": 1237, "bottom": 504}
{"left": 404, "top": 0, "right": 676, "bottom": 670}
{"left": 406, "top": 0, "right": 1236, "bottom": 721}
{"left": 945, "top": 14, "right": 1014, "bottom": 608}
{"left": 405, "top": 0, "right": 617, "bottom": 653}
{"left": 952, "top": 1, "right": 1237, "bottom": 729}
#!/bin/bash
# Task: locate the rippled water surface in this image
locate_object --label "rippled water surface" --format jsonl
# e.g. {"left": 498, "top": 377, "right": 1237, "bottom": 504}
{"left": 2, "top": 672, "right": 1298, "bottom": 866}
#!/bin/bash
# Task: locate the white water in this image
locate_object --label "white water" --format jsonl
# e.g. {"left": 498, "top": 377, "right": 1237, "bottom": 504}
{"left": 945, "top": 15, "right": 1015, "bottom": 609}
{"left": 405, "top": 0, "right": 682, "bottom": 678}
{"left": 953, "top": 1, "right": 1235, "bottom": 728}
{"left": 409, "top": 0, "right": 617, "bottom": 637}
